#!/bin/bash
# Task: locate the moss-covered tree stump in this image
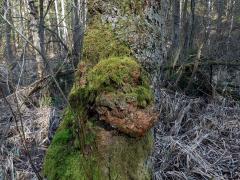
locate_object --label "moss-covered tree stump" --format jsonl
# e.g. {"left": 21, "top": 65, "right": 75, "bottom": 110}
{"left": 43, "top": 57, "right": 157, "bottom": 179}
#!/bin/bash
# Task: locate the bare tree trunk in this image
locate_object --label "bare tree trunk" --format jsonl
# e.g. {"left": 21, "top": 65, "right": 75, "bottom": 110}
{"left": 54, "top": 0, "right": 61, "bottom": 38}
{"left": 39, "top": 0, "right": 47, "bottom": 63}
{"left": 172, "top": 0, "right": 188, "bottom": 67}
{"left": 50, "top": 0, "right": 61, "bottom": 53}
{"left": 172, "top": 0, "right": 180, "bottom": 49}
{"left": 27, "top": 0, "right": 45, "bottom": 79}
{"left": 0, "top": 28, "right": 2, "bottom": 51}
{"left": 179, "top": 0, "right": 183, "bottom": 29}
{"left": 72, "top": 0, "right": 87, "bottom": 68}
{"left": 3, "top": 0, "right": 14, "bottom": 64}
{"left": 182, "top": 0, "right": 191, "bottom": 56}
{"left": 61, "top": 0, "right": 68, "bottom": 44}
{"left": 10, "top": 2, "right": 17, "bottom": 54}
{"left": 216, "top": 0, "right": 224, "bottom": 34}
{"left": 170, "top": 0, "right": 181, "bottom": 67}
{"left": 19, "top": 0, "right": 25, "bottom": 41}
{"left": 227, "top": 0, "right": 235, "bottom": 51}
{"left": 206, "top": 0, "right": 212, "bottom": 53}
{"left": 188, "top": 0, "right": 196, "bottom": 49}
{"left": 144, "top": 0, "right": 168, "bottom": 108}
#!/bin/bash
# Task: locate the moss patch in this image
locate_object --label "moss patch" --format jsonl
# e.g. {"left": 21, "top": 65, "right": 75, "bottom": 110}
{"left": 83, "top": 22, "right": 131, "bottom": 65}
{"left": 43, "top": 109, "right": 102, "bottom": 180}
{"left": 106, "top": 132, "right": 153, "bottom": 180}
{"left": 71, "top": 57, "right": 153, "bottom": 108}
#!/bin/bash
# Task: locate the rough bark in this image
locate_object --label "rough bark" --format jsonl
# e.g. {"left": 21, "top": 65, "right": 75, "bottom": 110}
{"left": 216, "top": 0, "right": 224, "bottom": 34}
{"left": 3, "top": 0, "right": 14, "bottom": 64}
{"left": 172, "top": 0, "right": 180, "bottom": 49}
{"left": 54, "top": 0, "right": 61, "bottom": 38}
{"left": 72, "top": 0, "right": 87, "bottom": 68}
{"left": 188, "top": 0, "right": 196, "bottom": 49}
{"left": 60, "top": 0, "right": 68, "bottom": 44}
{"left": 39, "top": 0, "right": 46, "bottom": 63}
{"left": 27, "top": 0, "right": 45, "bottom": 79}
{"left": 144, "top": 0, "right": 168, "bottom": 108}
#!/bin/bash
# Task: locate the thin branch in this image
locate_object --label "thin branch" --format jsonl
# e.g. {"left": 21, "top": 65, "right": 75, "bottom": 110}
{"left": 44, "top": 25, "right": 69, "bottom": 51}
{"left": 43, "top": 0, "right": 55, "bottom": 19}
{"left": 0, "top": 13, "right": 70, "bottom": 107}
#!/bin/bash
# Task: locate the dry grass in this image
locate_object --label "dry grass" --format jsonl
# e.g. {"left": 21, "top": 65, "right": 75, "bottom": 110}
{"left": 153, "top": 89, "right": 240, "bottom": 180}
{"left": 0, "top": 95, "right": 61, "bottom": 180}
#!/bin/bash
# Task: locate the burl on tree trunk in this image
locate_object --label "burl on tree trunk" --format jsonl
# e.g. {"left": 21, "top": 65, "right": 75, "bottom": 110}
{"left": 43, "top": 22, "right": 158, "bottom": 180}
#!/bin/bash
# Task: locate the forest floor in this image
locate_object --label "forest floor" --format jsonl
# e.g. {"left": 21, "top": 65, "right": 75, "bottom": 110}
{"left": 0, "top": 91, "right": 61, "bottom": 179}
{"left": 153, "top": 89, "right": 240, "bottom": 179}
{"left": 0, "top": 88, "right": 240, "bottom": 179}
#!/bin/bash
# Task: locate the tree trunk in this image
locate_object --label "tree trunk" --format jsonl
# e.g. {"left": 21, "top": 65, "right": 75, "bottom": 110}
{"left": 39, "top": 0, "right": 46, "bottom": 62}
{"left": 171, "top": 0, "right": 188, "bottom": 67}
{"left": 72, "top": 0, "right": 86, "bottom": 68}
{"left": 3, "top": 0, "right": 14, "bottom": 64}
{"left": 188, "top": 0, "right": 196, "bottom": 49}
{"left": 216, "top": 0, "right": 224, "bottom": 34}
{"left": 54, "top": 0, "right": 61, "bottom": 38}
{"left": 61, "top": 0, "right": 68, "bottom": 44}
{"left": 227, "top": 0, "right": 235, "bottom": 51}
{"left": 172, "top": 0, "right": 180, "bottom": 49}
{"left": 27, "top": 0, "right": 45, "bottom": 79}
{"left": 144, "top": 0, "right": 168, "bottom": 107}
{"left": 53, "top": 0, "right": 63, "bottom": 54}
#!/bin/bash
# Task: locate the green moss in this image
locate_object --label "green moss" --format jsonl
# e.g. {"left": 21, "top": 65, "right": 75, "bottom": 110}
{"left": 119, "top": 0, "right": 145, "bottom": 15}
{"left": 43, "top": 144, "right": 66, "bottom": 180}
{"left": 51, "top": 129, "right": 72, "bottom": 145}
{"left": 107, "top": 131, "right": 153, "bottom": 180}
{"left": 43, "top": 111, "right": 102, "bottom": 180}
{"left": 70, "top": 57, "right": 153, "bottom": 109}
{"left": 87, "top": 57, "right": 140, "bottom": 89}
{"left": 63, "top": 152, "right": 101, "bottom": 180}
{"left": 44, "top": 143, "right": 102, "bottom": 180}
{"left": 83, "top": 23, "right": 131, "bottom": 65}
{"left": 61, "top": 108, "right": 74, "bottom": 128}
{"left": 133, "top": 86, "right": 153, "bottom": 108}
{"left": 44, "top": 56, "right": 154, "bottom": 180}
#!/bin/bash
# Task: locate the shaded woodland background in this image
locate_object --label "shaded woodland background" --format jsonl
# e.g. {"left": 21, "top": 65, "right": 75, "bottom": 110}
{"left": 0, "top": 0, "right": 240, "bottom": 179}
